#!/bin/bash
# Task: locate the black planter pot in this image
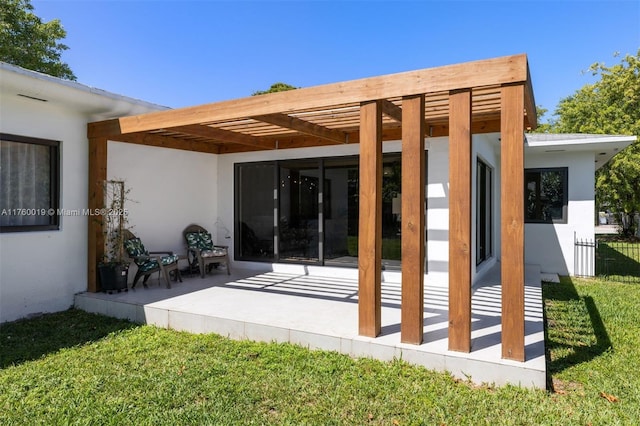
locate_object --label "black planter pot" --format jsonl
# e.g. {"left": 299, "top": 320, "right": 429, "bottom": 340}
{"left": 98, "top": 263, "right": 129, "bottom": 293}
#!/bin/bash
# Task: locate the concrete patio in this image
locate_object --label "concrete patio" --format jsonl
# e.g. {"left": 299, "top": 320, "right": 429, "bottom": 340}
{"left": 75, "top": 263, "right": 547, "bottom": 389}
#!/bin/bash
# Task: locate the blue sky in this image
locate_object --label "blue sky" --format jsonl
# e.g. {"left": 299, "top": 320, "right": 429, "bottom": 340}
{"left": 33, "top": 1, "right": 639, "bottom": 123}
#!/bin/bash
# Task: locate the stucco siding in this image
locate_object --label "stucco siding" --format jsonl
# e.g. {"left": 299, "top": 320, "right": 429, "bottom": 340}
{"left": 524, "top": 151, "right": 595, "bottom": 275}
{"left": 107, "top": 142, "right": 219, "bottom": 282}
{"left": 1, "top": 96, "right": 91, "bottom": 322}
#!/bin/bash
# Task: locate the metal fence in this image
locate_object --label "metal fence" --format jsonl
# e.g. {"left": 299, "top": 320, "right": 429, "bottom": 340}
{"left": 574, "top": 236, "right": 596, "bottom": 278}
{"left": 575, "top": 235, "right": 640, "bottom": 283}
{"left": 596, "top": 239, "right": 640, "bottom": 283}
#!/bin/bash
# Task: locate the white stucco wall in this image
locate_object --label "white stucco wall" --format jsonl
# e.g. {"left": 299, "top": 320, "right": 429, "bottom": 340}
{"left": 424, "top": 136, "right": 449, "bottom": 285}
{"left": 0, "top": 64, "right": 166, "bottom": 323}
{"left": 425, "top": 133, "right": 502, "bottom": 287}
{"left": 1, "top": 95, "right": 94, "bottom": 322}
{"left": 524, "top": 151, "right": 595, "bottom": 275}
{"left": 107, "top": 142, "right": 218, "bottom": 282}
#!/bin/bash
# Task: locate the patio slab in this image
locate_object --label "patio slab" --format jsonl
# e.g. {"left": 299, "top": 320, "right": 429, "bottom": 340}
{"left": 75, "top": 263, "right": 547, "bottom": 389}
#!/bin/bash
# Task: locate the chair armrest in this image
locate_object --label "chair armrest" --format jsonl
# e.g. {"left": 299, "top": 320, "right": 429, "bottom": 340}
{"left": 148, "top": 250, "right": 175, "bottom": 256}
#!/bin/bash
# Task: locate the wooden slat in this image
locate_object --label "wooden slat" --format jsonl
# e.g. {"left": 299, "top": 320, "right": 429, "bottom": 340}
{"left": 252, "top": 113, "right": 348, "bottom": 144}
{"left": 401, "top": 95, "right": 425, "bottom": 344}
{"left": 358, "top": 100, "right": 383, "bottom": 337}
{"left": 501, "top": 83, "right": 525, "bottom": 361}
{"left": 448, "top": 89, "right": 472, "bottom": 353}
{"left": 170, "top": 125, "right": 275, "bottom": 150}
{"left": 88, "top": 137, "right": 107, "bottom": 292}
{"left": 89, "top": 54, "right": 530, "bottom": 137}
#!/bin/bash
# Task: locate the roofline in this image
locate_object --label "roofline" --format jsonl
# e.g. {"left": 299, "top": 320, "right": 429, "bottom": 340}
{"left": 525, "top": 134, "right": 637, "bottom": 147}
{"left": 0, "top": 62, "right": 168, "bottom": 119}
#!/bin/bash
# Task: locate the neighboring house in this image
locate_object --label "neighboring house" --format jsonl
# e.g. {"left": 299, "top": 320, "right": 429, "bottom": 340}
{"left": 0, "top": 56, "right": 635, "bottom": 346}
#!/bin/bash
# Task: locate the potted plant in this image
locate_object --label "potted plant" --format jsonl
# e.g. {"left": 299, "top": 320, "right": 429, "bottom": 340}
{"left": 97, "top": 180, "right": 130, "bottom": 293}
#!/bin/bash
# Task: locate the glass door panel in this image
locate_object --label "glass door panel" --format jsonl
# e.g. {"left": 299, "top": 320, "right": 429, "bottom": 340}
{"left": 236, "top": 163, "right": 275, "bottom": 260}
{"left": 324, "top": 156, "right": 359, "bottom": 267}
{"left": 278, "top": 160, "right": 320, "bottom": 262}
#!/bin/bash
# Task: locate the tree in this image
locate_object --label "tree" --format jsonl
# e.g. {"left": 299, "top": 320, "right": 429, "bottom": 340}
{"left": 252, "top": 82, "right": 298, "bottom": 96}
{"left": 0, "top": 0, "right": 76, "bottom": 80}
{"left": 547, "top": 51, "right": 640, "bottom": 236}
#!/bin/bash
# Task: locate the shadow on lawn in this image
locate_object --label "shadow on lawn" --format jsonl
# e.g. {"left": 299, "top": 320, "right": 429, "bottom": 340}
{"left": 596, "top": 239, "right": 640, "bottom": 283}
{"left": 543, "top": 277, "right": 612, "bottom": 386}
{"left": 0, "top": 308, "right": 138, "bottom": 368}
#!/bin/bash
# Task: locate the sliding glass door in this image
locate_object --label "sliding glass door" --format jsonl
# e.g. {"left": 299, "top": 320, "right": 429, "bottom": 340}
{"left": 235, "top": 153, "right": 422, "bottom": 269}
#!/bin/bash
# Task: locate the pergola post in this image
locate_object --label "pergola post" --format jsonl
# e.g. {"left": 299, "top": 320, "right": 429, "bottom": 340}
{"left": 448, "top": 89, "right": 473, "bottom": 352}
{"left": 401, "top": 95, "right": 425, "bottom": 344}
{"left": 88, "top": 137, "right": 107, "bottom": 293}
{"left": 501, "top": 83, "right": 525, "bottom": 361}
{"left": 358, "top": 100, "right": 383, "bottom": 337}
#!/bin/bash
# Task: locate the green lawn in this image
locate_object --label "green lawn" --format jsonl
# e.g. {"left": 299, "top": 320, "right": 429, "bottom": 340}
{"left": 1, "top": 277, "right": 639, "bottom": 424}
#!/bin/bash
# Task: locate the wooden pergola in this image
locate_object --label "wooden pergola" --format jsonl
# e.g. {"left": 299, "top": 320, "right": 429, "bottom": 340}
{"left": 88, "top": 54, "right": 536, "bottom": 361}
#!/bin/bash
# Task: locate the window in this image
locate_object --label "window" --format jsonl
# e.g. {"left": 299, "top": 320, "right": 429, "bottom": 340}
{"left": 0, "top": 133, "right": 60, "bottom": 232}
{"left": 476, "top": 159, "right": 492, "bottom": 265}
{"left": 525, "top": 167, "right": 568, "bottom": 223}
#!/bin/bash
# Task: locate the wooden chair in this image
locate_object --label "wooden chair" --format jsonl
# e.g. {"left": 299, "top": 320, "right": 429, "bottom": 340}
{"left": 122, "top": 229, "right": 182, "bottom": 288}
{"left": 183, "top": 224, "right": 231, "bottom": 278}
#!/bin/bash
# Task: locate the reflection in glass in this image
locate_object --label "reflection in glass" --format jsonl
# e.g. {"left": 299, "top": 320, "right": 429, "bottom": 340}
{"left": 235, "top": 153, "right": 424, "bottom": 270}
{"left": 236, "top": 163, "right": 275, "bottom": 259}
{"left": 525, "top": 168, "right": 567, "bottom": 223}
{"left": 278, "top": 160, "right": 319, "bottom": 262}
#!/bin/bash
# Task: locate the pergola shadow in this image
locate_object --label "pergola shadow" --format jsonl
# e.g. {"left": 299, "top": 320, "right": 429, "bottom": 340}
{"left": 75, "top": 263, "right": 547, "bottom": 388}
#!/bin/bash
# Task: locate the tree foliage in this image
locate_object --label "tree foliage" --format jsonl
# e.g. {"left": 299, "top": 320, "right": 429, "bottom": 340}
{"left": 252, "top": 82, "right": 298, "bottom": 96}
{"left": 546, "top": 51, "right": 640, "bottom": 236}
{"left": 0, "top": 0, "right": 76, "bottom": 80}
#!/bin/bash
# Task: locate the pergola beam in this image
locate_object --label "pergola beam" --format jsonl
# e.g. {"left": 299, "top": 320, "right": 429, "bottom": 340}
{"left": 252, "top": 113, "right": 349, "bottom": 144}
{"left": 115, "top": 132, "right": 221, "bottom": 154}
{"left": 88, "top": 54, "right": 530, "bottom": 137}
{"left": 381, "top": 99, "right": 403, "bottom": 122}
{"left": 358, "top": 100, "right": 383, "bottom": 337}
{"left": 501, "top": 83, "right": 526, "bottom": 361}
{"left": 400, "top": 95, "right": 425, "bottom": 344}
{"left": 87, "top": 137, "right": 107, "bottom": 293}
{"left": 448, "top": 89, "right": 473, "bottom": 352}
{"left": 170, "top": 125, "right": 275, "bottom": 150}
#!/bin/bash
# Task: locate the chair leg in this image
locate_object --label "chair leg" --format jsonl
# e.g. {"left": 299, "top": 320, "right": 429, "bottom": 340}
{"left": 226, "top": 254, "right": 231, "bottom": 275}
{"left": 199, "top": 259, "right": 206, "bottom": 279}
{"left": 132, "top": 271, "right": 144, "bottom": 289}
{"left": 142, "top": 274, "right": 151, "bottom": 288}
{"left": 159, "top": 265, "right": 172, "bottom": 289}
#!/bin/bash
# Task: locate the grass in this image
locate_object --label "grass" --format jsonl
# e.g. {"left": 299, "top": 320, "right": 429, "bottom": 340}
{"left": 1, "top": 277, "right": 639, "bottom": 424}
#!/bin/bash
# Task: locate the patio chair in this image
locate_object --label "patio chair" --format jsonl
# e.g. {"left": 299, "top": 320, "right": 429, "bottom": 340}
{"left": 183, "top": 224, "right": 231, "bottom": 278}
{"left": 122, "top": 229, "right": 182, "bottom": 288}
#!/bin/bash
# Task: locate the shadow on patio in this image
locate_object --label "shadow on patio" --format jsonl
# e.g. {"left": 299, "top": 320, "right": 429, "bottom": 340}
{"left": 75, "top": 263, "right": 547, "bottom": 388}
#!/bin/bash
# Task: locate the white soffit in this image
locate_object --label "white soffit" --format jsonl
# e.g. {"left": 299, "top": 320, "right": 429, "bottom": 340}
{"left": 525, "top": 133, "right": 637, "bottom": 170}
